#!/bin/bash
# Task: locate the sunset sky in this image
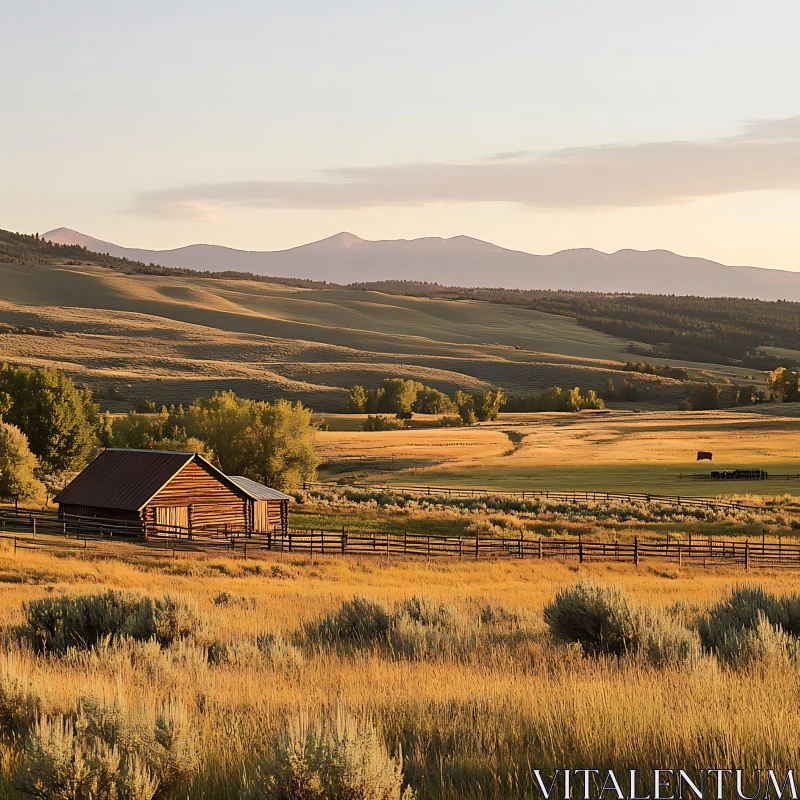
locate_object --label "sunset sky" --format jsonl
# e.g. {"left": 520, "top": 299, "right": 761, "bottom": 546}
{"left": 3, "top": 0, "right": 800, "bottom": 269}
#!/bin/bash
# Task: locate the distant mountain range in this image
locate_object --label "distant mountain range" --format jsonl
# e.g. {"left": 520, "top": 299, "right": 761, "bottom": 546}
{"left": 42, "top": 227, "right": 800, "bottom": 300}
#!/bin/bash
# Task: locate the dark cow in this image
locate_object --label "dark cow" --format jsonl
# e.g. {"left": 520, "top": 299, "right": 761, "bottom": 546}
{"left": 697, "top": 451, "right": 713, "bottom": 461}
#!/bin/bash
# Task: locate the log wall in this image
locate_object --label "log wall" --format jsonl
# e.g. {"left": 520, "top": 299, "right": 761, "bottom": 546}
{"left": 143, "top": 461, "right": 248, "bottom": 531}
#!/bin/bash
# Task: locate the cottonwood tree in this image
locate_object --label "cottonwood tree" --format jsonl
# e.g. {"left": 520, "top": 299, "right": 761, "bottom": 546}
{"left": 0, "top": 423, "right": 44, "bottom": 501}
{"left": 0, "top": 363, "right": 98, "bottom": 473}
{"left": 346, "top": 385, "right": 369, "bottom": 413}
{"left": 768, "top": 367, "right": 800, "bottom": 402}
{"left": 186, "top": 391, "right": 318, "bottom": 490}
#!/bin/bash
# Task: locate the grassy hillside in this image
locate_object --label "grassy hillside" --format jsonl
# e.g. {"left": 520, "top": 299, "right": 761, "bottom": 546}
{"left": 0, "top": 260, "right": 760, "bottom": 411}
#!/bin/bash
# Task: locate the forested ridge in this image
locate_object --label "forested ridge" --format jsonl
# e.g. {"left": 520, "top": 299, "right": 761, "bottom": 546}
{"left": 4, "top": 227, "right": 800, "bottom": 369}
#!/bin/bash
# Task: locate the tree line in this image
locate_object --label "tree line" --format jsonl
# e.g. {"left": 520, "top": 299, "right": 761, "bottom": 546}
{"left": 346, "top": 378, "right": 607, "bottom": 428}
{"left": 0, "top": 363, "right": 318, "bottom": 503}
{"left": 346, "top": 379, "right": 505, "bottom": 427}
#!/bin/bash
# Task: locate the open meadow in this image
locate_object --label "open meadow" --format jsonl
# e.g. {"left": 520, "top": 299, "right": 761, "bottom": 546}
{"left": 316, "top": 407, "right": 800, "bottom": 497}
{"left": 1, "top": 543, "right": 800, "bottom": 798}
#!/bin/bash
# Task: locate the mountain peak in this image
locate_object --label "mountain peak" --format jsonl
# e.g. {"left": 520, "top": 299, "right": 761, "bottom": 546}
{"left": 317, "top": 232, "right": 365, "bottom": 248}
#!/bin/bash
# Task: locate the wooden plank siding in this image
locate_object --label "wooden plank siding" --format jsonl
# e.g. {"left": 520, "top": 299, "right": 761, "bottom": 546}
{"left": 143, "top": 461, "right": 248, "bottom": 534}
{"left": 252, "top": 500, "right": 284, "bottom": 533}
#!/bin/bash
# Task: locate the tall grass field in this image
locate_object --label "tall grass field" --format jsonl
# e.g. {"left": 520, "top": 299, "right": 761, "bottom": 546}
{"left": 0, "top": 543, "right": 798, "bottom": 798}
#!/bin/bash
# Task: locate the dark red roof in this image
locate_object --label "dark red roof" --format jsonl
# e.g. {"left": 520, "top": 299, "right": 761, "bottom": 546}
{"left": 55, "top": 449, "right": 197, "bottom": 511}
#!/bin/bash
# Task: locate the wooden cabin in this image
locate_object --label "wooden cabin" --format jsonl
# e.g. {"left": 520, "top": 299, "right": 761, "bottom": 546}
{"left": 54, "top": 449, "right": 290, "bottom": 536}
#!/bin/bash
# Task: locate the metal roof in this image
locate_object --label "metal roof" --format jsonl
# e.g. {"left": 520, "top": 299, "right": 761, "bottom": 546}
{"left": 53, "top": 449, "right": 254, "bottom": 512}
{"left": 228, "top": 475, "right": 292, "bottom": 501}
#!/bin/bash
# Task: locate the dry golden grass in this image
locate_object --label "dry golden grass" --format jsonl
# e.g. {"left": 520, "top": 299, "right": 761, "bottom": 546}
{"left": 0, "top": 261, "right": 756, "bottom": 411}
{"left": 0, "top": 543, "right": 799, "bottom": 798}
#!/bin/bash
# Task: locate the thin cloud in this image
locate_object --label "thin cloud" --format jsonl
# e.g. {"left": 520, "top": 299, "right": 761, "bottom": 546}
{"left": 128, "top": 117, "right": 800, "bottom": 219}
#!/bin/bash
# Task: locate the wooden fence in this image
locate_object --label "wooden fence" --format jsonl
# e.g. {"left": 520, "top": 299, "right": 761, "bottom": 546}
{"left": 302, "top": 481, "right": 766, "bottom": 512}
{"left": 1, "top": 508, "right": 799, "bottom": 570}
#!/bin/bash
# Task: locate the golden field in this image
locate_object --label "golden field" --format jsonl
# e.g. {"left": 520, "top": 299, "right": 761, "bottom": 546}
{"left": 317, "top": 407, "right": 800, "bottom": 497}
{"left": 0, "top": 544, "right": 799, "bottom": 798}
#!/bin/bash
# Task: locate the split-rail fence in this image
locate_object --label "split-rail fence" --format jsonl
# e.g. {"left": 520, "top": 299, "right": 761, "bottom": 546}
{"left": 0, "top": 508, "right": 798, "bottom": 571}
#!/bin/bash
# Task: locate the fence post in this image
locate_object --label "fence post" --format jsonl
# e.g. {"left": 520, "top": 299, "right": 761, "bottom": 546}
{"left": 518, "top": 535, "right": 523, "bottom": 559}
{"left": 32, "top": 517, "right": 36, "bottom": 538}
{"left": 538, "top": 537, "right": 542, "bottom": 559}
{"left": 244, "top": 542, "right": 247, "bottom": 561}
{"left": 634, "top": 536, "right": 639, "bottom": 567}
{"left": 459, "top": 537, "right": 463, "bottom": 559}
{"left": 745, "top": 540, "right": 750, "bottom": 572}
{"left": 341, "top": 530, "right": 347, "bottom": 555}
{"left": 678, "top": 542, "right": 682, "bottom": 567}
{"left": 475, "top": 533, "right": 479, "bottom": 560}
{"left": 578, "top": 533, "right": 583, "bottom": 564}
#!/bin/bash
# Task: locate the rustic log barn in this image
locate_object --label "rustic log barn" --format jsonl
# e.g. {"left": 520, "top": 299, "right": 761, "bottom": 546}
{"left": 54, "top": 449, "right": 289, "bottom": 536}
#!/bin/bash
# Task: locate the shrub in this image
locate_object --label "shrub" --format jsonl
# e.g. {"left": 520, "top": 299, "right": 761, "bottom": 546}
{"left": 21, "top": 591, "right": 205, "bottom": 653}
{"left": 438, "top": 415, "right": 463, "bottom": 427}
{"left": 394, "top": 597, "right": 459, "bottom": 629}
{"left": 14, "top": 714, "right": 158, "bottom": 800}
{"left": 640, "top": 609, "right": 700, "bottom": 669}
{"left": 305, "top": 596, "right": 478, "bottom": 660}
{"left": 544, "top": 583, "right": 639, "bottom": 656}
{"left": 363, "top": 415, "right": 407, "bottom": 432}
{"left": 240, "top": 709, "right": 414, "bottom": 800}
{"left": 389, "top": 597, "right": 474, "bottom": 660}
{"left": 715, "top": 614, "right": 800, "bottom": 669}
{"left": 14, "top": 698, "right": 197, "bottom": 800}
{"left": 305, "top": 598, "right": 392, "bottom": 647}
{"left": 209, "top": 634, "right": 304, "bottom": 669}
{"left": 544, "top": 583, "right": 698, "bottom": 667}
{"left": 697, "top": 585, "right": 789, "bottom": 650}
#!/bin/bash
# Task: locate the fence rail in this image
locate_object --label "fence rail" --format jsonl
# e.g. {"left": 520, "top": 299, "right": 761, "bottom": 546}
{"left": 2, "top": 509, "right": 799, "bottom": 570}
{"left": 303, "top": 481, "right": 767, "bottom": 512}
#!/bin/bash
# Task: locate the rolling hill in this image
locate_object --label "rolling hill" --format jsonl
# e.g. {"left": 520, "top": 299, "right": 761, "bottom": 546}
{"left": 0, "top": 259, "right": 749, "bottom": 412}
{"left": 43, "top": 227, "right": 800, "bottom": 301}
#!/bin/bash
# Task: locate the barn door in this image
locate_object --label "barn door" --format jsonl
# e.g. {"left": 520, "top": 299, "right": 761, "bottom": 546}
{"left": 154, "top": 506, "right": 189, "bottom": 533}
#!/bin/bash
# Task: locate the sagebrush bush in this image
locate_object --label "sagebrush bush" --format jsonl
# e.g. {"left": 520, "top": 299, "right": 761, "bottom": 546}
{"left": 698, "top": 585, "right": 788, "bottom": 651}
{"left": 394, "top": 597, "right": 459, "bottom": 629}
{"left": 715, "top": 613, "right": 800, "bottom": 669}
{"left": 639, "top": 608, "right": 701, "bottom": 669}
{"left": 698, "top": 585, "right": 800, "bottom": 668}
{"left": 544, "top": 583, "right": 639, "bottom": 656}
{"left": 305, "top": 597, "right": 392, "bottom": 647}
{"left": 14, "top": 697, "right": 197, "bottom": 800}
{"left": 21, "top": 591, "right": 206, "bottom": 653}
{"left": 305, "top": 596, "right": 477, "bottom": 660}
{"left": 14, "top": 714, "right": 158, "bottom": 800}
{"left": 240, "top": 708, "right": 414, "bottom": 800}
{"left": 544, "top": 582, "right": 698, "bottom": 667}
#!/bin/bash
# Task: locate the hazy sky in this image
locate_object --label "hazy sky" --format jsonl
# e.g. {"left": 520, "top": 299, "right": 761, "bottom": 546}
{"left": 3, "top": 0, "right": 800, "bottom": 268}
